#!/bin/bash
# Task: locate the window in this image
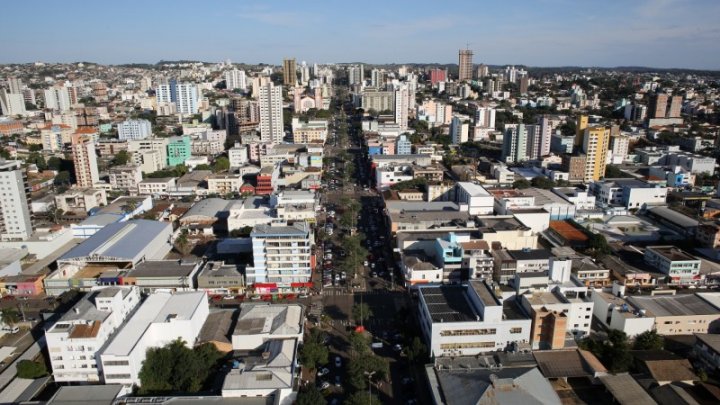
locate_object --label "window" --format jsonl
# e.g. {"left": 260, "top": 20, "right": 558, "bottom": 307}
{"left": 104, "top": 360, "right": 129, "bottom": 366}
{"left": 105, "top": 374, "right": 132, "bottom": 380}
{"left": 510, "top": 327, "right": 522, "bottom": 334}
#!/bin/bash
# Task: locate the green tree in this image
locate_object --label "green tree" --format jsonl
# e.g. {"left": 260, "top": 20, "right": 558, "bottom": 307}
{"left": 16, "top": 360, "right": 48, "bottom": 379}
{"left": 348, "top": 331, "right": 371, "bottom": 356}
{"left": 0, "top": 148, "right": 11, "bottom": 159}
{"left": 406, "top": 336, "right": 428, "bottom": 364}
{"left": 604, "top": 165, "right": 631, "bottom": 179}
{"left": 513, "top": 179, "right": 531, "bottom": 189}
{"left": 633, "top": 330, "right": 664, "bottom": 351}
{"left": 54, "top": 171, "right": 71, "bottom": 186}
{"left": 0, "top": 308, "right": 20, "bottom": 327}
{"left": 138, "top": 339, "right": 221, "bottom": 395}
{"left": 296, "top": 386, "right": 326, "bottom": 405}
{"left": 352, "top": 303, "right": 373, "bottom": 325}
{"left": 112, "top": 150, "right": 131, "bottom": 166}
{"left": 174, "top": 230, "right": 193, "bottom": 256}
{"left": 212, "top": 156, "right": 230, "bottom": 173}
{"left": 579, "top": 330, "right": 632, "bottom": 373}
{"left": 531, "top": 176, "right": 556, "bottom": 189}
{"left": 26, "top": 152, "right": 47, "bottom": 170}
{"left": 346, "top": 391, "right": 380, "bottom": 405}
{"left": 347, "top": 354, "right": 389, "bottom": 391}
{"left": 298, "top": 329, "right": 328, "bottom": 370}
{"left": 587, "top": 233, "right": 611, "bottom": 257}
{"left": 47, "top": 156, "right": 63, "bottom": 171}
{"left": 193, "top": 164, "right": 212, "bottom": 171}
{"left": 121, "top": 200, "right": 137, "bottom": 216}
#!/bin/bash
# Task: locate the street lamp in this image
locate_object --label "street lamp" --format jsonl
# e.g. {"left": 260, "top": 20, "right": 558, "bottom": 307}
{"left": 364, "top": 370, "right": 376, "bottom": 404}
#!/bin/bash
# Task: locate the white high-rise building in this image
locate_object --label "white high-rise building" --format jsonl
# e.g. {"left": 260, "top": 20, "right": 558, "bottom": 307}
{"left": 246, "top": 223, "right": 313, "bottom": 288}
{"left": 451, "top": 116, "right": 469, "bottom": 144}
{"left": 72, "top": 134, "right": 100, "bottom": 188}
{"left": 175, "top": 82, "right": 199, "bottom": 115}
{"left": 536, "top": 116, "right": 554, "bottom": 158}
{"left": 371, "top": 69, "right": 385, "bottom": 88}
{"left": 474, "top": 107, "right": 496, "bottom": 128}
{"left": 7, "top": 77, "right": 23, "bottom": 94}
{"left": 0, "top": 160, "right": 33, "bottom": 241}
{"left": 259, "top": 82, "right": 284, "bottom": 144}
{"left": 44, "top": 86, "right": 72, "bottom": 111}
{"left": 348, "top": 64, "right": 364, "bottom": 86}
{"left": 0, "top": 89, "right": 26, "bottom": 116}
{"left": 118, "top": 119, "right": 152, "bottom": 141}
{"left": 394, "top": 86, "right": 409, "bottom": 131}
{"left": 155, "top": 82, "right": 172, "bottom": 104}
{"left": 46, "top": 287, "right": 141, "bottom": 383}
{"left": 300, "top": 61, "right": 310, "bottom": 85}
{"left": 225, "top": 69, "right": 247, "bottom": 91}
{"left": 502, "top": 124, "right": 529, "bottom": 163}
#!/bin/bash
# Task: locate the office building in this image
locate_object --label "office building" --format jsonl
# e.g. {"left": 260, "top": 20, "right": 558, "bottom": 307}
{"left": 117, "top": 119, "right": 152, "bottom": 141}
{"left": 72, "top": 133, "right": 100, "bottom": 188}
{"left": 0, "top": 160, "right": 33, "bottom": 241}
{"left": 0, "top": 89, "right": 26, "bottom": 116}
{"left": 46, "top": 287, "right": 141, "bottom": 383}
{"left": 100, "top": 291, "right": 209, "bottom": 387}
{"left": 417, "top": 281, "right": 531, "bottom": 357}
{"left": 644, "top": 246, "right": 701, "bottom": 285}
{"left": 458, "top": 49, "right": 473, "bottom": 81}
{"left": 166, "top": 135, "right": 191, "bottom": 166}
{"left": 627, "top": 293, "right": 720, "bottom": 335}
{"left": 396, "top": 135, "right": 412, "bottom": 155}
{"left": 225, "top": 69, "right": 247, "bottom": 91}
{"left": 283, "top": 58, "right": 297, "bottom": 86}
{"left": 246, "top": 223, "right": 313, "bottom": 291}
{"left": 259, "top": 82, "right": 284, "bottom": 143}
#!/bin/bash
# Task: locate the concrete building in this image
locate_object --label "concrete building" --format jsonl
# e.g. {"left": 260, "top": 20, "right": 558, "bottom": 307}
{"left": 458, "top": 49, "right": 473, "bottom": 81}
{"left": 417, "top": 281, "right": 531, "bottom": 357}
{"left": 627, "top": 293, "right": 720, "bottom": 335}
{"left": 590, "top": 179, "right": 668, "bottom": 210}
{"left": 454, "top": 182, "right": 494, "bottom": 215}
{"left": 580, "top": 125, "right": 610, "bottom": 182}
{"left": 166, "top": 136, "right": 191, "bottom": 166}
{"left": 117, "top": 119, "right": 152, "bottom": 141}
{"left": 196, "top": 260, "right": 246, "bottom": 295}
{"left": 282, "top": 58, "right": 297, "bottom": 86}
{"left": 644, "top": 246, "right": 701, "bottom": 285}
{"left": 519, "top": 290, "right": 592, "bottom": 349}
{"left": 395, "top": 134, "right": 412, "bottom": 155}
{"left": 228, "top": 143, "right": 248, "bottom": 168}
{"left": 259, "top": 82, "right": 284, "bottom": 143}
{"left": 231, "top": 304, "right": 304, "bottom": 350}
{"left": 0, "top": 160, "right": 33, "bottom": 241}
{"left": 137, "top": 177, "right": 176, "bottom": 196}
{"left": 291, "top": 118, "right": 328, "bottom": 144}
{"left": 100, "top": 291, "right": 209, "bottom": 387}
{"left": 271, "top": 190, "right": 317, "bottom": 223}
{"left": 225, "top": 69, "right": 247, "bottom": 91}
{"left": 72, "top": 133, "right": 100, "bottom": 188}
{"left": 108, "top": 165, "right": 142, "bottom": 191}
{"left": 246, "top": 223, "right": 314, "bottom": 291}
{"left": 394, "top": 86, "right": 409, "bottom": 130}
{"left": 502, "top": 124, "right": 529, "bottom": 163}
{"left": 0, "top": 89, "right": 26, "bottom": 116}
{"left": 54, "top": 188, "right": 107, "bottom": 213}
{"left": 450, "top": 116, "right": 469, "bottom": 144}
{"left": 592, "top": 291, "right": 655, "bottom": 337}
{"left": 46, "top": 287, "right": 141, "bottom": 383}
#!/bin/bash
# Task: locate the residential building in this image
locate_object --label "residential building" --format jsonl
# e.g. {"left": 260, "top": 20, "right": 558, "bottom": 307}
{"left": 0, "top": 160, "right": 33, "bottom": 241}
{"left": 44, "top": 86, "right": 72, "bottom": 111}
{"left": 580, "top": 125, "right": 610, "bottom": 182}
{"left": 644, "top": 246, "right": 701, "bottom": 285}
{"left": 561, "top": 154, "right": 587, "bottom": 182}
{"left": 46, "top": 287, "right": 141, "bottom": 383}
{"left": 228, "top": 144, "right": 248, "bottom": 168}
{"left": 551, "top": 134, "right": 575, "bottom": 154}
{"left": 100, "top": 291, "right": 209, "bottom": 387}
{"left": 108, "top": 165, "right": 142, "bottom": 191}
{"left": 128, "top": 138, "right": 168, "bottom": 173}
{"left": 502, "top": 124, "right": 528, "bottom": 163}
{"left": 520, "top": 289, "right": 593, "bottom": 349}
{"left": 395, "top": 135, "right": 412, "bottom": 155}
{"left": 450, "top": 116, "right": 469, "bottom": 144}
{"left": 271, "top": 190, "right": 317, "bottom": 223}
{"left": 458, "top": 49, "right": 473, "bottom": 81}
{"left": 590, "top": 179, "right": 668, "bottom": 210}
{"left": 246, "top": 223, "right": 313, "bottom": 291}
{"left": 417, "top": 281, "right": 531, "bottom": 357}
{"left": 231, "top": 304, "right": 304, "bottom": 350}
{"left": 291, "top": 118, "right": 328, "bottom": 144}
{"left": 225, "top": 69, "right": 247, "bottom": 91}
{"left": 54, "top": 188, "right": 107, "bottom": 213}
{"left": 474, "top": 107, "right": 496, "bottom": 129}
{"left": 259, "top": 82, "right": 283, "bottom": 144}
{"left": 72, "top": 133, "right": 100, "bottom": 188}
{"left": 429, "top": 68, "right": 446, "bottom": 85}
{"left": 117, "top": 119, "right": 152, "bottom": 141}
{"left": 0, "top": 89, "right": 25, "bottom": 116}
{"left": 361, "top": 88, "right": 394, "bottom": 112}
{"left": 394, "top": 86, "right": 409, "bottom": 130}
{"left": 166, "top": 135, "right": 191, "bottom": 166}
{"left": 609, "top": 134, "right": 630, "bottom": 164}
{"left": 137, "top": 177, "right": 176, "bottom": 196}
{"left": 122, "top": 260, "right": 201, "bottom": 293}
{"left": 282, "top": 58, "right": 297, "bottom": 86}
{"left": 196, "top": 261, "right": 246, "bottom": 295}
{"left": 175, "top": 82, "right": 199, "bottom": 115}
{"left": 591, "top": 291, "right": 655, "bottom": 337}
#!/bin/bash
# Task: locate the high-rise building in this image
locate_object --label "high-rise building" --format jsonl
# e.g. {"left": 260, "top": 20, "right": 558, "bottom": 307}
{"left": 668, "top": 95, "right": 683, "bottom": 118}
{"left": 536, "top": 116, "right": 554, "bottom": 157}
{"left": 581, "top": 126, "right": 610, "bottom": 182}
{"left": 6, "top": 76, "right": 23, "bottom": 94}
{"left": 520, "top": 76, "right": 529, "bottom": 94}
{"left": 175, "top": 82, "right": 199, "bottom": 115}
{"left": 484, "top": 78, "right": 495, "bottom": 94}
{"left": 502, "top": 124, "right": 529, "bottom": 163}
{"left": 246, "top": 223, "right": 313, "bottom": 288}
{"left": 166, "top": 135, "right": 191, "bottom": 166}
{"left": 371, "top": 69, "right": 386, "bottom": 88}
{"left": 300, "top": 61, "right": 310, "bottom": 85}
{"left": 0, "top": 89, "right": 26, "bottom": 116}
{"left": 283, "top": 58, "right": 297, "bottom": 86}
{"left": 476, "top": 64, "right": 489, "bottom": 79}
{"left": 396, "top": 135, "right": 412, "bottom": 155}
{"left": 0, "top": 160, "right": 33, "bottom": 241}
{"left": 451, "top": 116, "right": 470, "bottom": 144}
{"left": 117, "top": 119, "right": 152, "bottom": 141}
{"left": 348, "top": 64, "right": 364, "bottom": 86}
{"left": 259, "top": 82, "right": 284, "bottom": 143}
{"left": 649, "top": 93, "right": 669, "bottom": 119}
{"left": 71, "top": 133, "right": 100, "bottom": 188}
{"left": 44, "top": 86, "right": 72, "bottom": 111}
{"left": 225, "top": 69, "right": 247, "bottom": 91}
{"left": 429, "top": 68, "right": 447, "bottom": 85}
{"left": 574, "top": 115, "right": 589, "bottom": 148}
{"left": 474, "top": 107, "right": 496, "bottom": 128}
{"left": 361, "top": 88, "right": 394, "bottom": 112}
{"left": 458, "top": 49, "right": 473, "bottom": 81}
{"left": 394, "top": 86, "right": 409, "bottom": 131}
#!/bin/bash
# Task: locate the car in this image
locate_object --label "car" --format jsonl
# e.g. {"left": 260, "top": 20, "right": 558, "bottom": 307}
{"left": 370, "top": 263, "right": 376, "bottom": 269}
{"left": 370, "top": 272, "right": 377, "bottom": 277}
{"left": 363, "top": 260, "right": 369, "bottom": 266}
{"left": 319, "top": 381, "right": 331, "bottom": 390}
{"left": 317, "top": 367, "right": 330, "bottom": 377}
{"left": 334, "top": 375, "right": 342, "bottom": 387}
{"left": 334, "top": 356, "right": 342, "bottom": 367}
{"left": 393, "top": 344, "right": 403, "bottom": 352}
{"left": 222, "top": 295, "right": 235, "bottom": 300}
{"left": 402, "top": 377, "right": 415, "bottom": 385}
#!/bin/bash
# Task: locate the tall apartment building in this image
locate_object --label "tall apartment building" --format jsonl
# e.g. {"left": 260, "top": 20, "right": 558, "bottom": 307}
{"left": 71, "top": 133, "right": 100, "bottom": 188}
{"left": 347, "top": 64, "right": 364, "bottom": 86}
{"left": 44, "top": 86, "right": 72, "bottom": 111}
{"left": 429, "top": 68, "right": 447, "bottom": 85}
{"left": 128, "top": 138, "right": 168, "bottom": 173}
{"left": 474, "top": 106, "right": 496, "bottom": 128}
{"left": 668, "top": 95, "right": 683, "bottom": 118}
{"left": 166, "top": 135, "right": 191, "bottom": 166}
{"left": 581, "top": 125, "right": 610, "bottom": 182}
{"left": 502, "top": 124, "right": 529, "bottom": 163}
{"left": 155, "top": 81, "right": 199, "bottom": 115}
{"left": 259, "top": 82, "right": 284, "bottom": 144}
{"left": 46, "top": 287, "right": 141, "bottom": 383}
{"left": 7, "top": 76, "right": 23, "bottom": 94}
{"left": 649, "top": 93, "right": 669, "bottom": 119}
{"left": 536, "top": 116, "right": 554, "bottom": 157}
{"left": 476, "top": 64, "right": 489, "bottom": 79}
{"left": 458, "top": 49, "right": 473, "bottom": 81}
{"left": 246, "top": 223, "right": 314, "bottom": 289}
{"left": 451, "top": 116, "right": 469, "bottom": 144}
{"left": 0, "top": 89, "right": 26, "bottom": 116}
{"left": 117, "top": 119, "right": 152, "bottom": 141}
{"left": 394, "top": 86, "right": 409, "bottom": 131}
{"left": 225, "top": 69, "right": 247, "bottom": 91}
{"left": 283, "top": 58, "right": 297, "bottom": 86}
{"left": 361, "top": 88, "right": 394, "bottom": 112}
{"left": 108, "top": 165, "right": 142, "bottom": 191}
{"left": 371, "top": 69, "right": 386, "bottom": 88}
{"left": 0, "top": 160, "right": 33, "bottom": 241}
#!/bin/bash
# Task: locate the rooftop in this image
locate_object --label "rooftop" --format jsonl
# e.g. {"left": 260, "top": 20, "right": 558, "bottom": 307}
{"left": 469, "top": 280, "right": 501, "bottom": 307}
{"left": 695, "top": 333, "right": 720, "bottom": 353}
{"left": 533, "top": 349, "right": 607, "bottom": 378}
{"left": 508, "top": 248, "right": 553, "bottom": 261}
{"left": 456, "top": 182, "right": 491, "bottom": 197}
{"left": 46, "top": 385, "right": 123, "bottom": 405}
{"left": 234, "top": 304, "right": 303, "bottom": 336}
{"left": 598, "top": 373, "right": 657, "bottom": 405}
{"left": 251, "top": 223, "right": 309, "bottom": 237}
{"left": 183, "top": 198, "right": 232, "bottom": 219}
{"left": 199, "top": 310, "right": 236, "bottom": 346}
{"left": 646, "top": 206, "right": 700, "bottom": 228}
{"left": 627, "top": 293, "right": 720, "bottom": 317}
{"left": 125, "top": 260, "right": 199, "bottom": 278}
{"left": 419, "top": 285, "right": 477, "bottom": 323}
{"left": 646, "top": 246, "right": 699, "bottom": 262}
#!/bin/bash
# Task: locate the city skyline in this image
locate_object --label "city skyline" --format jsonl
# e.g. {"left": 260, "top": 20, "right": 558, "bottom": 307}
{"left": 1, "top": 0, "right": 719, "bottom": 69}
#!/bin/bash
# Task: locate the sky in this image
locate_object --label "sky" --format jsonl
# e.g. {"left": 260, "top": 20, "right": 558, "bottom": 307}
{"left": 1, "top": 0, "right": 719, "bottom": 69}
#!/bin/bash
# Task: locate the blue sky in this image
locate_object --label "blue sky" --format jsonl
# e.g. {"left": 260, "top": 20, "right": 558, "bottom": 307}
{"left": 1, "top": 0, "right": 719, "bottom": 69}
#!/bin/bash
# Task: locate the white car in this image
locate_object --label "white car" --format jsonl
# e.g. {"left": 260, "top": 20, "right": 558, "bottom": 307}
{"left": 319, "top": 381, "right": 331, "bottom": 390}
{"left": 363, "top": 260, "right": 369, "bottom": 266}
{"left": 317, "top": 367, "right": 330, "bottom": 377}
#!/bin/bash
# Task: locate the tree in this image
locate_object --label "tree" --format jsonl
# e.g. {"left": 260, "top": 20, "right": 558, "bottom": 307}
{"left": 347, "top": 354, "right": 389, "bottom": 391}
{"left": 633, "top": 330, "right": 664, "bottom": 351}
{"left": 212, "top": 156, "right": 230, "bottom": 173}
{"left": 173, "top": 230, "right": 193, "bottom": 256}
{"left": 121, "top": 200, "right": 137, "bottom": 216}
{"left": 406, "top": 336, "right": 428, "bottom": 364}
{"left": 531, "top": 176, "right": 556, "bottom": 189}
{"left": 0, "top": 148, "right": 11, "bottom": 159}
{"left": 587, "top": 233, "right": 611, "bottom": 257}
{"left": 193, "top": 164, "right": 212, "bottom": 171}
{"left": 298, "top": 330, "right": 328, "bottom": 370}
{"left": 112, "top": 150, "right": 131, "bottom": 166}
{"left": 54, "top": 171, "right": 71, "bottom": 186}
{"left": 26, "top": 152, "right": 47, "bottom": 171}
{"left": 348, "top": 331, "right": 371, "bottom": 356}
{"left": 604, "top": 165, "right": 631, "bottom": 179}
{"left": 47, "top": 156, "right": 63, "bottom": 171}
{"left": 346, "top": 391, "right": 379, "bottom": 405}
{"left": 579, "top": 330, "right": 632, "bottom": 373}
{"left": 1, "top": 308, "right": 20, "bottom": 328}
{"left": 138, "top": 339, "right": 221, "bottom": 395}
{"left": 352, "top": 303, "right": 373, "bottom": 325}
{"left": 16, "top": 360, "right": 48, "bottom": 379}
{"left": 296, "top": 386, "right": 326, "bottom": 405}
{"left": 513, "top": 179, "right": 531, "bottom": 189}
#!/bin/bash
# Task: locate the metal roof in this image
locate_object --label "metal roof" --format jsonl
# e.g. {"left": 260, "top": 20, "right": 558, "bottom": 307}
{"left": 183, "top": 198, "right": 232, "bottom": 219}
{"left": 599, "top": 374, "right": 657, "bottom": 405}
{"left": 628, "top": 293, "right": 720, "bottom": 317}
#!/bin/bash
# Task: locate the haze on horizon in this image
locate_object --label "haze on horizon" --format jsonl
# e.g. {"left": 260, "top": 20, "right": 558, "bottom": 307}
{"left": 1, "top": 0, "right": 719, "bottom": 70}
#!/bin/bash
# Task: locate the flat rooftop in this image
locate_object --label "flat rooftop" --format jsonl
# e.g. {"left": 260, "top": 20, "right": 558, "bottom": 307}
{"left": 234, "top": 304, "right": 303, "bottom": 336}
{"left": 628, "top": 293, "right": 720, "bottom": 317}
{"left": 509, "top": 248, "right": 553, "bottom": 261}
{"left": 469, "top": 280, "right": 501, "bottom": 307}
{"left": 647, "top": 246, "right": 698, "bottom": 262}
{"left": 125, "top": 260, "right": 198, "bottom": 278}
{"left": 419, "top": 285, "right": 477, "bottom": 323}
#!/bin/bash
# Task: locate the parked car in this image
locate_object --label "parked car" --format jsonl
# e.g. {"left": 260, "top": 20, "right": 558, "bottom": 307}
{"left": 319, "top": 381, "right": 331, "bottom": 390}
{"left": 334, "top": 356, "right": 342, "bottom": 367}
{"left": 317, "top": 367, "right": 330, "bottom": 377}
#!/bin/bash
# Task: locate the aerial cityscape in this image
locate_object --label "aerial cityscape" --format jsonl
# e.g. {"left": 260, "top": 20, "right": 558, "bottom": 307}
{"left": 1, "top": 1, "right": 720, "bottom": 405}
